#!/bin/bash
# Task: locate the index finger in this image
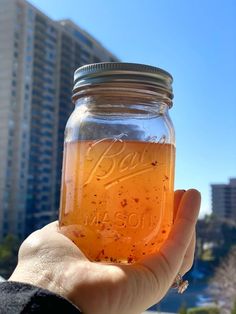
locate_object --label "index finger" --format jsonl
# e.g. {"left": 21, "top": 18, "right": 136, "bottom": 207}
{"left": 140, "top": 189, "right": 201, "bottom": 289}
{"left": 174, "top": 190, "right": 186, "bottom": 221}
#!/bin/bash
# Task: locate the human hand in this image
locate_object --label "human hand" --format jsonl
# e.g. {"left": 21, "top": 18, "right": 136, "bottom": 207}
{"left": 9, "top": 189, "right": 200, "bottom": 314}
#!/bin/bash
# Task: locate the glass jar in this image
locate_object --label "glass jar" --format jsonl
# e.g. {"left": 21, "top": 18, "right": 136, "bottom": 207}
{"left": 59, "top": 62, "right": 175, "bottom": 264}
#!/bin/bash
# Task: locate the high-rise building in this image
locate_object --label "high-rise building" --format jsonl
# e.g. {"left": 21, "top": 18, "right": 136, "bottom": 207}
{"left": 211, "top": 178, "right": 236, "bottom": 221}
{"left": 0, "top": 0, "right": 118, "bottom": 239}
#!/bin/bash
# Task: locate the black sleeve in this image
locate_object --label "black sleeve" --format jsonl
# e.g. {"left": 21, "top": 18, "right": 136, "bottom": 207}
{"left": 0, "top": 281, "right": 82, "bottom": 314}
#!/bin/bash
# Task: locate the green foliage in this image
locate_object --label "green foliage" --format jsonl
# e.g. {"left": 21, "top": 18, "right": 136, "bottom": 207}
{"left": 232, "top": 300, "right": 236, "bottom": 314}
{"left": 197, "top": 216, "right": 236, "bottom": 263}
{"left": 187, "top": 307, "right": 220, "bottom": 314}
{"left": 212, "top": 223, "right": 236, "bottom": 261}
{"left": 178, "top": 303, "right": 187, "bottom": 314}
{"left": 0, "top": 234, "right": 21, "bottom": 278}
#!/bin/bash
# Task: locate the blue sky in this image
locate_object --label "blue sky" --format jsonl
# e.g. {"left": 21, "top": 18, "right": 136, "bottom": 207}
{"left": 30, "top": 0, "right": 236, "bottom": 217}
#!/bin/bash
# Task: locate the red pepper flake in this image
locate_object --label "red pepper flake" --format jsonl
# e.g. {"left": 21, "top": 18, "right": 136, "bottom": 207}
{"left": 151, "top": 161, "right": 158, "bottom": 166}
{"left": 134, "top": 198, "right": 139, "bottom": 203}
{"left": 99, "top": 201, "right": 102, "bottom": 204}
{"left": 114, "top": 234, "right": 120, "bottom": 241}
{"left": 142, "top": 252, "right": 146, "bottom": 255}
{"left": 98, "top": 221, "right": 101, "bottom": 224}
{"left": 95, "top": 249, "right": 105, "bottom": 260}
{"left": 127, "top": 257, "right": 133, "bottom": 263}
{"left": 121, "top": 199, "right": 127, "bottom": 207}
{"left": 151, "top": 242, "right": 155, "bottom": 245}
{"left": 97, "top": 178, "right": 100, "bottom": 181}
{"left": 72, "top": 230, "right": 81, "bottom": 237}
{"left": 94, "top": 194, "right": 97, "bottom": 196}
{"left": 162, "top": 230, "right": 166, "bottom": 234}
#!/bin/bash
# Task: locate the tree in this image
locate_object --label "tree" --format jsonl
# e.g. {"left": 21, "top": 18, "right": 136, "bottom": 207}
{"left": 187, "top": 307, "right": 220, "bottom": 314}
{"left": 208, "top": 246, "right": 236, "bottom": 314}
{"left": 179, "top": 303, "right": 187, "bottom": 314}
{"left": 197, "top": 216, "right": 236, "bottom": 263}
{"left": 212, "top": 223, "right": 236, "bottom": 260}
{"left": 0, "top": 235, "right": 20, "bottom": 278}
{"left": 231, "top": 301, "right": 236, "bottom": 314}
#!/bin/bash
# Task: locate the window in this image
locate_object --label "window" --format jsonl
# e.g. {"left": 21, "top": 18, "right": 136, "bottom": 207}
{"left": 73, "top": 29, "right": 93, "bottom": 48}
{"left": 41, "top": 131, "right": 52, "bottom": 137}
{"left": 49, "top": 25, "right": 56, "bottom": 34}
{"left": 43, "top": 95, "right": 53, "bottom": 102}
{"left": 3, "top": 221, "right": 9, "bottom": 231}
{"left": 93, "top": 56, "right": 102, "bottom": 63}
{"left": 44, "top": 140, "right": 53, "bottom": 147}
{"left": 43, "top": 105, "right": 54, "bottom": 112}
{"left": 26, "top": 55, "right": 32, "bottom": 62}
{"left": 28, "top": 8, "right": 34, "bottom": 21}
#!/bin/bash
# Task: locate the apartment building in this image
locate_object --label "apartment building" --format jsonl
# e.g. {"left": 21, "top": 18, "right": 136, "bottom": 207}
{"left": 211, "top": 178, "right": 236, "bottom": 221}
{"left": 0, "top": 0, "right": 118, "bottom": 239}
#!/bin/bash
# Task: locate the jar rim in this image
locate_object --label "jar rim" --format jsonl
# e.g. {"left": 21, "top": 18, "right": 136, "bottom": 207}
{"left": 73, "top": 62, "right": 173, "bottom": 102}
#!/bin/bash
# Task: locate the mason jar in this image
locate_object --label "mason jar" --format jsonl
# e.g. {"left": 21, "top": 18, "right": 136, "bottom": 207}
{"left": 59, "top": 62, "right": 175, "bottom": 264}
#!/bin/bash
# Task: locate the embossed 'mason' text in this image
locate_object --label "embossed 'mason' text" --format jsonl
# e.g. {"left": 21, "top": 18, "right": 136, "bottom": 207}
{"left": 83, "top": 210, "right": 157, "bottom": 229}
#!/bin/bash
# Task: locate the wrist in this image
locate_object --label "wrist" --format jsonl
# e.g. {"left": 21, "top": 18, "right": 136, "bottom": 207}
{"left": 9, "top": 263, "right": 59, "bottom": 294}
{"left": 0, "top": 281, "right": 82, "bottom": 313}
{"left": 9, "top": 262, "right": 79, "bottom": 307}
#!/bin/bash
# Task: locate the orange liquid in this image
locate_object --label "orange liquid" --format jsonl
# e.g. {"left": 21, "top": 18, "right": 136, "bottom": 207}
{"left": 59, "top": 139, "right": 175, "bottom": 264}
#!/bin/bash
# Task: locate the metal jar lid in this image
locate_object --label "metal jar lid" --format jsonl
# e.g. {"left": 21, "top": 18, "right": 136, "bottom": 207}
{"left": 73, "top": 62, "right": 173, "bottom": 103}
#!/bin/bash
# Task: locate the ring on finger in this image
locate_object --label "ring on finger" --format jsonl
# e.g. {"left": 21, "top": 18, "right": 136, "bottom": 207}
{"left": 171, "top": 273, "right": 189, "bottom": 294}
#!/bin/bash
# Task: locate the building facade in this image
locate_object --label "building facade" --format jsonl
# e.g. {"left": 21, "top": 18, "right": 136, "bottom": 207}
{"left": 0, "top": 0, "right": 118, "bottom": 239}
{"left": 211, "top": 178, "right": 236, "bottom": 222}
